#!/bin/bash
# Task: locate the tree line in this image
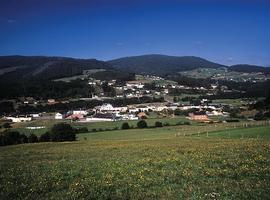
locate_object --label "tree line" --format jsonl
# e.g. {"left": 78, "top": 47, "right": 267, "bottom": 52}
{"left": 0, "top": 123, "right": 77, "bottom": 146}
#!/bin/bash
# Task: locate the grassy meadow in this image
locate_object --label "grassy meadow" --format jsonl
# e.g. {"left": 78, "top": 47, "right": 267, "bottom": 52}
{"left": 0, "top": 121, "right": 270, "bottom": 199}
{"left": 10, "top": 116, "right": 190, "bottom": 136}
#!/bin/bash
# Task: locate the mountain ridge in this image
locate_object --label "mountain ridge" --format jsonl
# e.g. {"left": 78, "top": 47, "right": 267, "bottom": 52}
{"left": 0, "top": 55, "right": 112, "bottom": 81}
{"left": 0, "top": 54, "right": 269, "bottom": 81}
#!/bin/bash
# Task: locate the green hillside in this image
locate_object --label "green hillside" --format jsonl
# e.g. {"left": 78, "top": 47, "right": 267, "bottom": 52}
{"left": 1, "top": 124, "right": 269, "bottom": 199}
{"left": 109, "top": 54, "right": 226, "bottom": 75}
{"left": 0, "top": 56, "right": 112, "bottom": 81}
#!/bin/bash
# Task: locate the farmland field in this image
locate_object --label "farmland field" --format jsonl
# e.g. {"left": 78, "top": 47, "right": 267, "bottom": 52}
{"left": 0, "top": 124, "right": 270, "bottom": 199}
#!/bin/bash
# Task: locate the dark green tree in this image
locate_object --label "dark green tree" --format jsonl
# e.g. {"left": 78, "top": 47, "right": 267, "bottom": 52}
{"left": 50, "top": 123, "right": 76, "bottom": 142}
{"left": 28, "top": 134, "right": 38, "bottom": 143}
{"left": 39, "top": 132, "right": 51, "bottom": 142}
{"left": 155, "top": 121, "right": 163, "bottom": 127}
{"left": 137, "top": 120, "right": 148, "bottom": 129}
{"left": 121, "top": 122, "right": 130, "bottom": 130}
{"left": 3, "top": 123, "right": 11, "bottom": 129}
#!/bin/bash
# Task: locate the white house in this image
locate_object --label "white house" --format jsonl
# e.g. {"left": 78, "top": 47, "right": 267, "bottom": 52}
{"left": 30, "top": 113, "right": 40, "bottom": 118}
{"left": 96, "top": 104, "right": 127, "bottom": 114}
{"left": 55, "top": 113, "right": 64, "bottom": 119}
{"left": 86, "top": 113, "right": 118, "bottom": 122}
{"left": 73, "top": 110, "right": 88, "bottom": 115}
{"left": 6, "top": 116, "right": 32, "bottom": 123}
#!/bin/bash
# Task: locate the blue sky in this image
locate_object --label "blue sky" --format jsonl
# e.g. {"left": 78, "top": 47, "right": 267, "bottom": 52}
{"left": 0, "top": 0, "right": 270, "bottom": 66}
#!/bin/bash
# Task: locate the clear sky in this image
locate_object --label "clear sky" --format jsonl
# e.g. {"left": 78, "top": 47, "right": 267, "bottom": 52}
{"left": 0, "top": 0, "right": 269, "bottom": 66}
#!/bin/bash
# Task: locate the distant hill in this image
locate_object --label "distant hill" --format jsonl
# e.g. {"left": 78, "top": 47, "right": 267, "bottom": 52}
{"left": 108, "top": 54, "right": 226, "bottom": 75}
{"left": 0, "top": 56, "right": 112, "bottom": 81}
{"left": 229, "top": 64, "right": 270, "bottom": 74}
{"left": 1, "top": 55, "right": 269, "bottom": 82}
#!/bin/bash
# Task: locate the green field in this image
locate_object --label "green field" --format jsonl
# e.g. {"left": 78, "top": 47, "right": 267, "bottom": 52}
{"left": 10, "top": 116, "right": 191, "bottom": 136}
{"left": 1, "top": 123, "right": 270, "bottom": 199}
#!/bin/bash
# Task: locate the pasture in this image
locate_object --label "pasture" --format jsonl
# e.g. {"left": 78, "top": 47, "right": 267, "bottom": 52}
{"left": 0, "top": 123, "right": 270, "bottom": 199}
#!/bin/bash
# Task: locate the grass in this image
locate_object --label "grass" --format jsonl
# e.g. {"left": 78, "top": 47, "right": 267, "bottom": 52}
{"left": 207, "top": 126, "right": 270, "bottom": 139}
{"left": 10, "top": 116, "right": 190, "bottom": 136}
{"left": 0, "top": 123, "right": 270, "bottom": 199}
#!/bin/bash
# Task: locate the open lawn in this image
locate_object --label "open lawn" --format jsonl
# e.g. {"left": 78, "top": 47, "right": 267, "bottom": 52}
{"left": 0, "top": 124, "right": 270, "bottom": 199}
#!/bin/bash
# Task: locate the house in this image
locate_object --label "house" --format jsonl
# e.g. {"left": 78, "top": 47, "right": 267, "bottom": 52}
{"left": 189, "top": 112, "right": 209, "bottom": 121}
{"left": 86, "top": 113, "right": 119, "bottom": 122}
{"left": 137, "top": 112, "right": 147, "bottom": 119}
{"left": 47, "top": 99, "right": 57, "bottom": 105}
{"left": 73, "top": 110, "right": 88, "bottom": 115}
{"left": 95, "top": 104, "right": 127, "bottom": 114}
{"left": 30, "top": 113, "right": 40, "bottom": 118}
{"left": 154, "top": 105, "right": 168, "bottom": 112}
{"left": 6, "top": 115, "right": 32, "bottom": 123}
{"left": 206, "top": 110, "right": 224, "bottom": 116}
{"left": 65, "top": 114, "right": 84, "bottom": 120}
{"left": 55, "top": 112, "right": 64, "bottom": 119}
{"left": 121, "top": 114, "right": 138, "bottom": 120}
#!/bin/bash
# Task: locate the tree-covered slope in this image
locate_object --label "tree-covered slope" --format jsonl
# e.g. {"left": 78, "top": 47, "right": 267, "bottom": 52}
{"left": 229, "top": 64, "right": 270, "bottom": 74}
{"left": 0, "top": 56, "right": 112, "bottom": 81}
{"left": 108, "top": 54, "right": 226, "bottom": 75}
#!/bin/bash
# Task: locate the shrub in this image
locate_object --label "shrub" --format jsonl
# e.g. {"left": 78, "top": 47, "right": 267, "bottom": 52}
{"left": 28, "top": 134, "right": 38, "bottom": 143}
{"left": 92, "top": 128, "right": 97, "bottom": 132}
{"left": 0, "top": 134, "right": 7, "bottom": 146}
{"left": 0, "top": 131, "right": 30, "bottom": 146}
{"left": 3, "top": 123, "right": 11, "bottom": 129}
{"left": 226, "top": 119, "right": 240, "bottom": 123}
{"left": 121, "top": 122, "right": 130, "bottom": 129}
{"left": 39, "top": 132, "right": 51, "bottom": 142}
{"left": 137, "top": 120, "right": 148, "bottom": 128}
{"left": 155, "top": 121, "right": 163, "bottom": 127}
{"left": 163, "top": 122, "right": 170, "bottom": 126}
{"left": 50, "top": 123, "right": 76, "bottom": 142}
{"left": 5, "top": 131, "right": 21, "bottom": 145}
{"left": 184, "top": 121, "right": 191, "bottom": 125}
{"left": 75, "top": 127, "right": 88, "bottom": 133}
{"left": 254, "top": 112, "right": 265, "bottom": 121}
{"left": 20, "top": 134, "right": 28, "bottom": 143}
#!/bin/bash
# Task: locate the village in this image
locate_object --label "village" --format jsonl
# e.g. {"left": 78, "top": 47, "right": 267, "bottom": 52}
{"left": 1, "top": 72, "right": 247, "bottom": 126}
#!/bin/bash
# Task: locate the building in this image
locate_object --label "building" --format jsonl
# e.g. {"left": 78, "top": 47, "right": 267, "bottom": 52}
{"left": 6, "top": 116, "right": 32, "bottom": 123}
{"left": 86, "top": 113, "right": 119, "bottom": 122}
{"left": 55, "top": 113, "right": 64, "bottom": 119}
{"left": 73, "top": 110, "right": 88, "bottom": 115}
{"left": 137, "top": 112, "right": 147, "bottom": 119}
{"left": 65, "top": 114, "right": 85, "bottom": 120}
{"left": 189, "top": 112, "right": 209, "bottom": 121}
{"left": 95, "top": 104, "right": 127, "bottom": 114}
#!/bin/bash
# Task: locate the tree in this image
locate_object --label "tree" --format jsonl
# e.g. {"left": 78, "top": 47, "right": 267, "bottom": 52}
{"left": 174, "top": 109, "right": 183, "bottom": 116}
{"left": 2, "top": 131, "right": 21, "bottom": 145}
{"left": 39, "top": 132, "right": 51, "bottom": 142}
{"left": 28, "top": 134, "right": 38, "bottom": 143}
{"left": 3, "top": 123, "right": 11, "bottom": 129}
{"left": 121, "top": 122, "right": 130, "bottom": 130}
{"left": 20, "top": 134, "right": 28, "bottom": 143}
{"left": 50, "top": 123, "right": 76, "bottom": 142}
{"left": 155, "top": 121, "right": 163, "bottom": 127}
{"left": 137, "top": 120, "right": 148, "bottom": 129}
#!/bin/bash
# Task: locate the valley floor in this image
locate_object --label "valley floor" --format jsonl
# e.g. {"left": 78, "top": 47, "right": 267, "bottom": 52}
{"left": 0, "top": 125, "right": 270, "bottom": 199}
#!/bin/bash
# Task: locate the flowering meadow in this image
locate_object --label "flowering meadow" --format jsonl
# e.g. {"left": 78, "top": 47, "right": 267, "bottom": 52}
{"left": 0, "top": 124, "right": 270, "bottom": 199}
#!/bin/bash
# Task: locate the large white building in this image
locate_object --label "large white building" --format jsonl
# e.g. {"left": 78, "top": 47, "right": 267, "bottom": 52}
{"left": 6, "top": 116, "right": 32, "bottom": 123}
{"left": 95, "top": 103, "right": 127, "bottom": 114}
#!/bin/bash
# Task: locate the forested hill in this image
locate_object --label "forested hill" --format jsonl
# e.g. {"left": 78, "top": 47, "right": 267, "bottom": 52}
{"left": 108, "top": 54, "right": 226, "bottom": 75}
{"left": 0, "top": 56, "right": 112, "bottom": 81}
{"left": 229, "top": 64, "right": 270, "bottom": 74}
